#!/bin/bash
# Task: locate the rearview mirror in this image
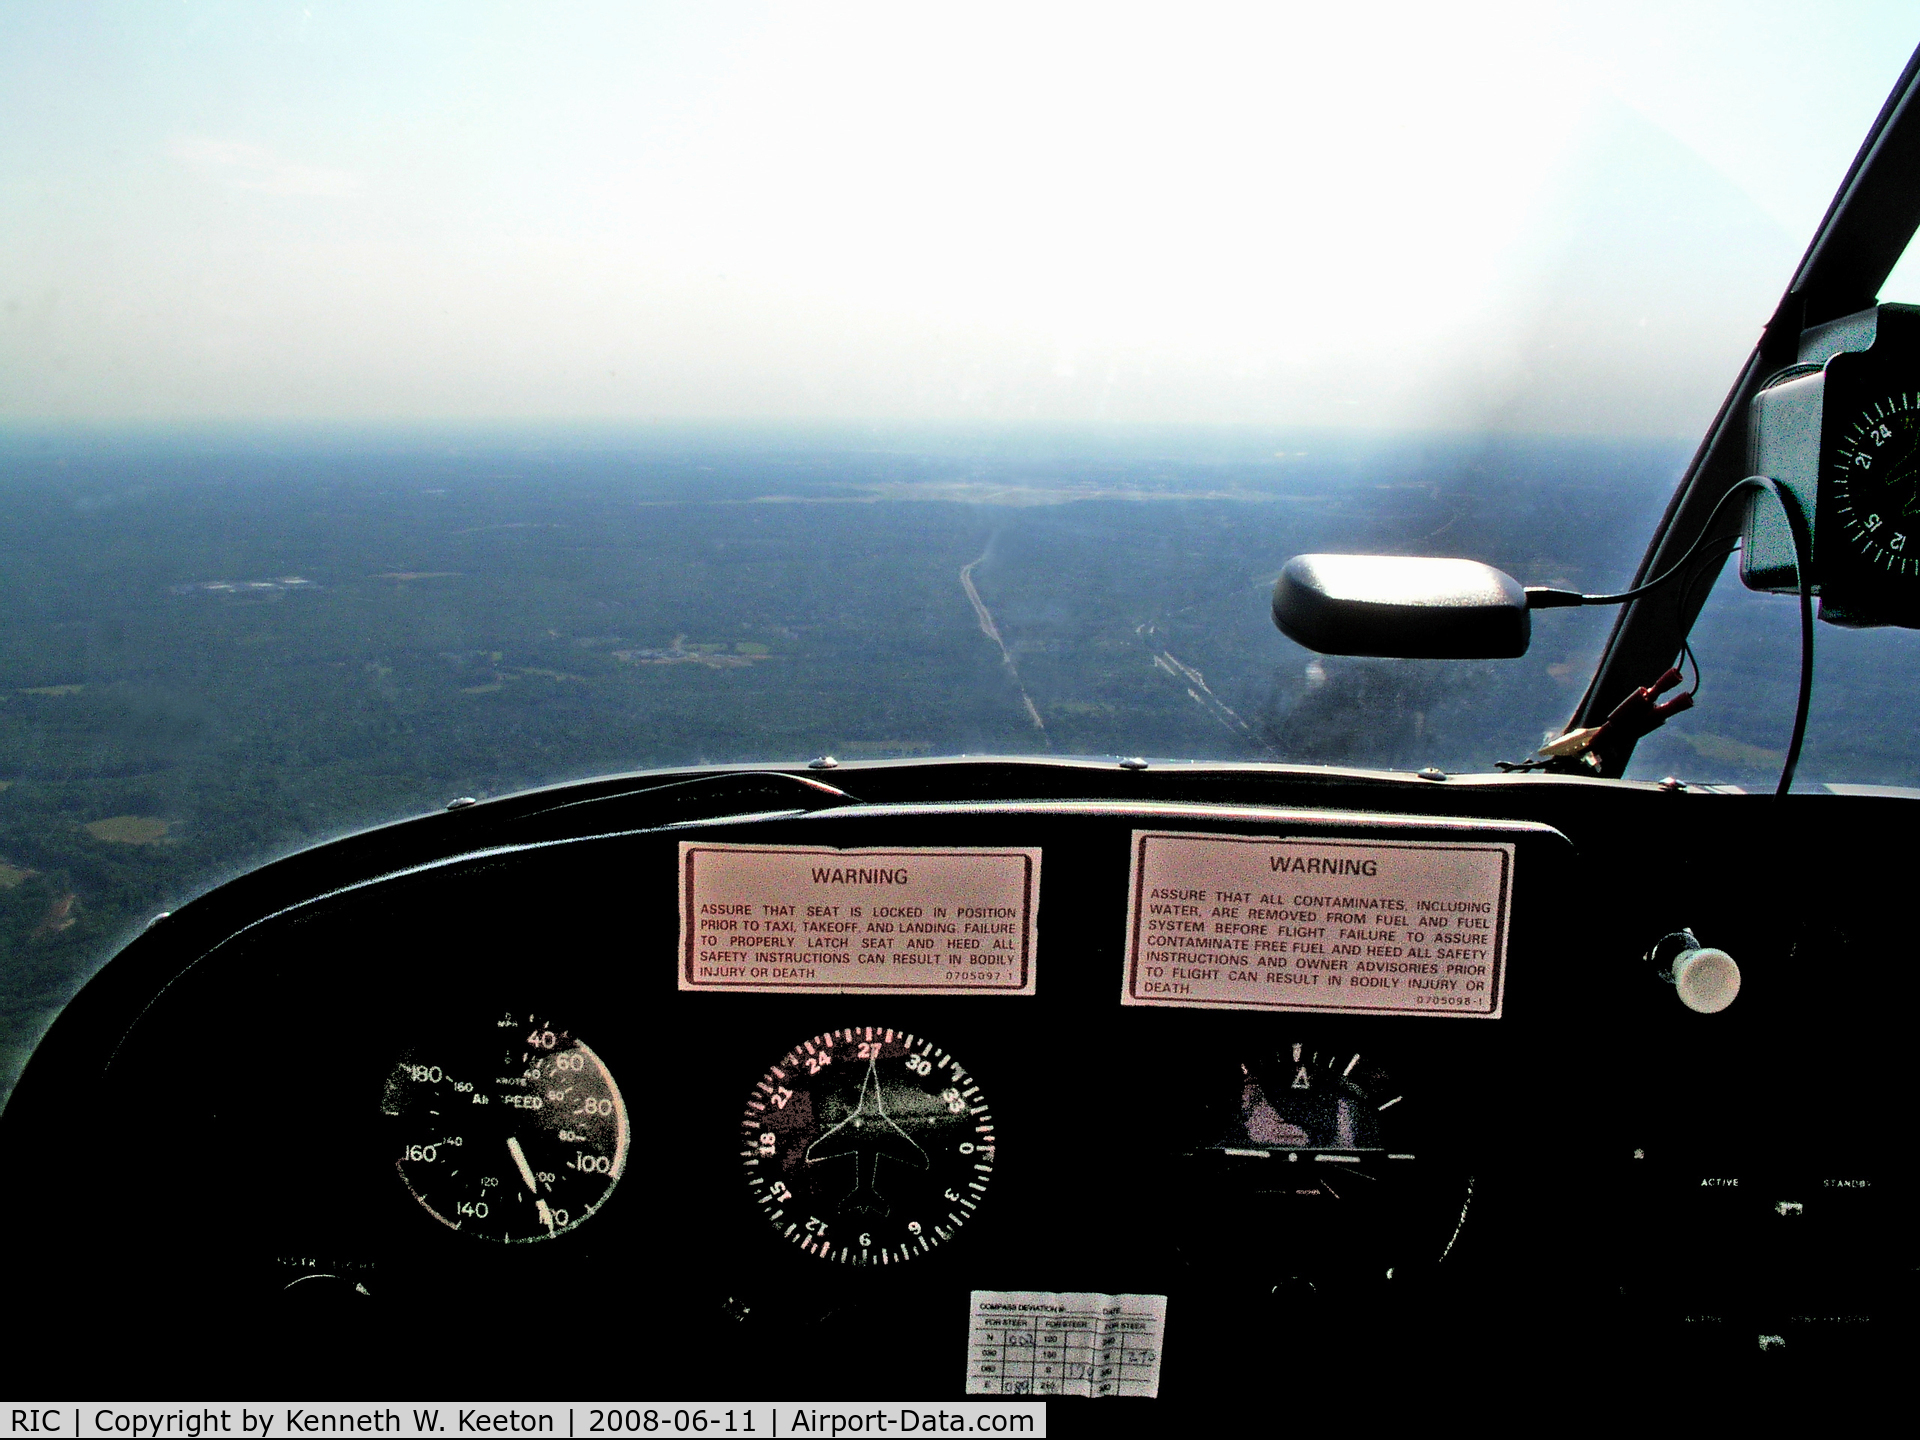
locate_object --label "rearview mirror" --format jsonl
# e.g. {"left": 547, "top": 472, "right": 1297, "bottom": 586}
{"left": 1272, "top": 554, "right": 1531, "bottom": 659}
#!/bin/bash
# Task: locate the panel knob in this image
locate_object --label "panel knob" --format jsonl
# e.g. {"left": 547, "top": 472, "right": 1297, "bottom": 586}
{"left": 1672, "top": 946, "right": 1740, "bottom": 1013}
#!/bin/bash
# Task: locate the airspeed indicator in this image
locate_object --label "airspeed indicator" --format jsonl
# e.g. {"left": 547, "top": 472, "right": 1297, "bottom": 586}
{"left": 743, "top": 1027, "right": 995, "bottom": 1265}
{"left": 382, "top": 1013, "right": 628, "bottom": 1243}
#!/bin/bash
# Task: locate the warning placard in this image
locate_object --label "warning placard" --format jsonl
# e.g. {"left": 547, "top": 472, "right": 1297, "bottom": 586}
{"left": 679, "top": 843, "right": 1039, "bottom": 994}
{"left": 1122, "top": 830, "right": 1512, "bottom": 1017}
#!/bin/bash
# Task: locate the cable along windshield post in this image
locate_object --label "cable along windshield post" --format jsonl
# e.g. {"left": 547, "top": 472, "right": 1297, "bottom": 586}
{"left": 1526, "top": 478, "right": 1814, "bottom": 793}
{"left": 1570, "top": 41, "right": 1920, "bottom": 778}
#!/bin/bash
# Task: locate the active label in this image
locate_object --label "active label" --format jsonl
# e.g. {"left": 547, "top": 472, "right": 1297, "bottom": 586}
{"left": 679, "top": 842, "right": 1039, "bottom": 994}
{"left": 1122, "top": 830, "right": 1512, "bottom": 1017}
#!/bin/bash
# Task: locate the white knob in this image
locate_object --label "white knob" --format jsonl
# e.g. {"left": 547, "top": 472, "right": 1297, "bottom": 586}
{"left": 1673, "top": 947, "right": 1740, "bottom": 1013}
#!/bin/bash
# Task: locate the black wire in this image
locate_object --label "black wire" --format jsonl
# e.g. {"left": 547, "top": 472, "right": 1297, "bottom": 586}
{"left": 1690, "top": 478, "right": 1812, "bottom": 795}
{"left": 1572, "top": 480, "right": 1772, "bottom": 605}
{"left": 1660, "top": 477, "right": 1812, "bottom": 795}
{"left": 1527, "top": 479, "right": 1813, "bottom": 793}
{"left": 1769, "top": 477, "right": 1815, "bottom": 797}
{"left": 1669, "top": 537, "right": 1739, "bottom": 701}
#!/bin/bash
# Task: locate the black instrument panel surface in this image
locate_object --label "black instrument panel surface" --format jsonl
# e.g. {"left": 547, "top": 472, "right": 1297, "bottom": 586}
{"left": 1, "top": 761, "right": 1904, "bottom": 1406}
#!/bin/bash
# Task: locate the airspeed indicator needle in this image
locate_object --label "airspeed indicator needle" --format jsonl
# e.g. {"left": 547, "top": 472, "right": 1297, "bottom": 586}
{"left": 507, "top": 1134, "right": 539, "bottom": 1194}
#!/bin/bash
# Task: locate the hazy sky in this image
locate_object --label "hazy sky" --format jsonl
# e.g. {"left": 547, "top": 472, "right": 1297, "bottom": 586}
{"left": 4, "top": 2, "right": 1918, "bottom": 433}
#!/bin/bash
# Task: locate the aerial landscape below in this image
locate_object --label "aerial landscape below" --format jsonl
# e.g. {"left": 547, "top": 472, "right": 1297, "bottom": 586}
{"left": 3, "top": 424, "right": 1916, "bottom": 1099}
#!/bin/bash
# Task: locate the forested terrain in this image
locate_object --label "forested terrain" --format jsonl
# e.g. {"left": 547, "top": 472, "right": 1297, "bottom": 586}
{"left": 12, "top": 425, "right": 1905, "bottom": 1099}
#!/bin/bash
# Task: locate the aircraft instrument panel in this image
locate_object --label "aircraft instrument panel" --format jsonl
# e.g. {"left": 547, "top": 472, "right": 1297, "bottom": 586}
{"left": 0, "top": 758, "right": 1902, "bottom": 1411}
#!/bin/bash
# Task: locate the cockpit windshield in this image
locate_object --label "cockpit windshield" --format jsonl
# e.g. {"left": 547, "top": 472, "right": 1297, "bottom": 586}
{"left": 5, "top": 4, "right": 1920, "bottom": 1103}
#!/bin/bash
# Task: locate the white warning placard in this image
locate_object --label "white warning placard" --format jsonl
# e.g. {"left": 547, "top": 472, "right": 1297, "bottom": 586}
{"left": 1123, "top": 830, "right": 1512, "bottom": 1017}
{"left": 680, "top": 842, "right": 1039, "bottom": 994}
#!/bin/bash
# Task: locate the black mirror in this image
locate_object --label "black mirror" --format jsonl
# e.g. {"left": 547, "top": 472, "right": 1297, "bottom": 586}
{"left": 1272, "top": 554, "right": 1531, "bottom": 658}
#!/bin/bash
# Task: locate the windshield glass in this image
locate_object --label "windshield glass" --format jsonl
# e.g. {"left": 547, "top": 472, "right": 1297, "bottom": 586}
{"left": 4, "top": 3, "right": 1918, "bottom": 1096}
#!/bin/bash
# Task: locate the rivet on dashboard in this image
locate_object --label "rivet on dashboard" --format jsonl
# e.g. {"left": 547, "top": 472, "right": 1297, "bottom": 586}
{"left": 445, "top": 796, "right": 478, "bottom": 811}
{"left": 1417, "top": 767, "right": 1447, "bottom": 782}
{"left": 1119, "top": 757, "right": 1149, "bottom": 771}
{"left": 807, "top": 755, "right": 839, "bottom": 770}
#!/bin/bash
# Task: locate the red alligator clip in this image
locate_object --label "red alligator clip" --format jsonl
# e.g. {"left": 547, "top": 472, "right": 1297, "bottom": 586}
{"left": 1570, "top": 667, "right": 1694, "bottom": 775}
